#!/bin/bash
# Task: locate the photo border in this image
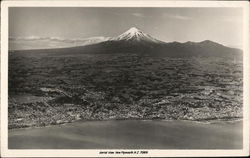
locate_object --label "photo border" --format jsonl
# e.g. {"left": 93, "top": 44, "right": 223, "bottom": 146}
{"left": 1, "top": 0, "right": 249, "bottom": 157}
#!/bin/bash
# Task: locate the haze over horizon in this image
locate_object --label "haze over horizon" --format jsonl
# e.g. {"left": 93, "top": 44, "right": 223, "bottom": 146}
{"left": 9, "top": 7, "right": 243, "bottom": 50}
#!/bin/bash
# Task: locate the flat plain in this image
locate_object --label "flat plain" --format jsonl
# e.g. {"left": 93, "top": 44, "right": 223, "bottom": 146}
{"left": 9, "top": 52, "right": 243, "bottom": 129}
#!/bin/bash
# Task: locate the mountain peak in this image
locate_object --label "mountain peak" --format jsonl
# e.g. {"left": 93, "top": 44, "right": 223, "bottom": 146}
{"left": 126, "top": 27, "right": 141, "bottom": 34}
{"left": 116, "top": 27, "right": 144, "bottom": 40}
{"left": 199, "top": 40, "right": 223, "bottom": 47}
{"left": 111, "top": 27, "right": 163, "bottom": 44}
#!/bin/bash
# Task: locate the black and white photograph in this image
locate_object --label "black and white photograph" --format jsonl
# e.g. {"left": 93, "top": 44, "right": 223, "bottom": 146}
{"left": 1, "top": 0, "right": 249, "bottom": 157}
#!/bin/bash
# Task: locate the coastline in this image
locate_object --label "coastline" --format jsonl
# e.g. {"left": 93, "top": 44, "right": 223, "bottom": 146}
{"left": 9, "top": 116, "right": 243, "bottom": 131}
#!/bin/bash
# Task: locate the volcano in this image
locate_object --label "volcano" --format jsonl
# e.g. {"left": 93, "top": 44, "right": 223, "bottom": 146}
{"left": 110, "top": 27, "right": 163, "bottom": 44}
{"left": 11, "top": 27, "right": 242, "bottom": 58}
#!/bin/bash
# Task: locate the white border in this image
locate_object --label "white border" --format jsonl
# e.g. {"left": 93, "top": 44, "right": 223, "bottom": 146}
{"left": 1, "top": 1, "right": 249, "bottom": 157}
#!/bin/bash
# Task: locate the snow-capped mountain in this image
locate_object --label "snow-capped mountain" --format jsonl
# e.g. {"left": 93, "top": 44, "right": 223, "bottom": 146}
{"left": 111, "top": 27, "right": 163, "bottom": 43}
{"left": 11, "top": 27, "right": 242, "bottom": 59}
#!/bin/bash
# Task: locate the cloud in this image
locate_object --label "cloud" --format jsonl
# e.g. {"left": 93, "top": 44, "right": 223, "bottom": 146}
{"left": 132, "top": 13, "right": 147, "bottom": 18}
{"left": 9, "top": 36, "right": 111, "bottom": 50}
{"left": 163, "top": 13, "right": 192, "bottom": 20}
{"left": 9, "top": 36, "right": 110, "bottom": 43}
{"left": 9, "top": 36, "right": 44, "bottom": 41}
{"left": 222, "top": 17, "right": 242, "bottom": 23}
{"left": 9, "top": 36, "right": 66, "bottom": 42}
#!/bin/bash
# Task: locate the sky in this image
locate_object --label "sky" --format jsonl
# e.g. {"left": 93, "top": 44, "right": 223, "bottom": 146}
{"left": 9, "top": 7, "right": 243, "bottom": 50}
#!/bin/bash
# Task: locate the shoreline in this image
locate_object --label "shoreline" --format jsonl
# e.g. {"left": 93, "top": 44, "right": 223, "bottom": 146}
{"left": 9, "top": 117, "right": 243, "bottom": 131}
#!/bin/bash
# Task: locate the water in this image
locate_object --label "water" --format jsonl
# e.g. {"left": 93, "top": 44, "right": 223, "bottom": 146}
{"left": 9, "top": 120, "right": 242, "bottom": 149}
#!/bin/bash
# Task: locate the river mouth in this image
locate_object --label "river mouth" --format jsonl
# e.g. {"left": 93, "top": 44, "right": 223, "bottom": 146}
{"left": 9, "top": 119, "right": 242, "bottom": 149}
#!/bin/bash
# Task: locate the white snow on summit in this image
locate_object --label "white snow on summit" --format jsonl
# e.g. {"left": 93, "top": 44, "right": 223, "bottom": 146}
{"left": 111, "top": 27, "right": 163, "bottom": 43}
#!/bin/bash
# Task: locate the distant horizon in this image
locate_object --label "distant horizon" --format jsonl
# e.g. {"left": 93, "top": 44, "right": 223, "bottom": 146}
{"left": 9, "top": 27, "right": 242, "bottom": 51}
{"left": 9, "top": 7, "right": 243, "bottom": 50}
